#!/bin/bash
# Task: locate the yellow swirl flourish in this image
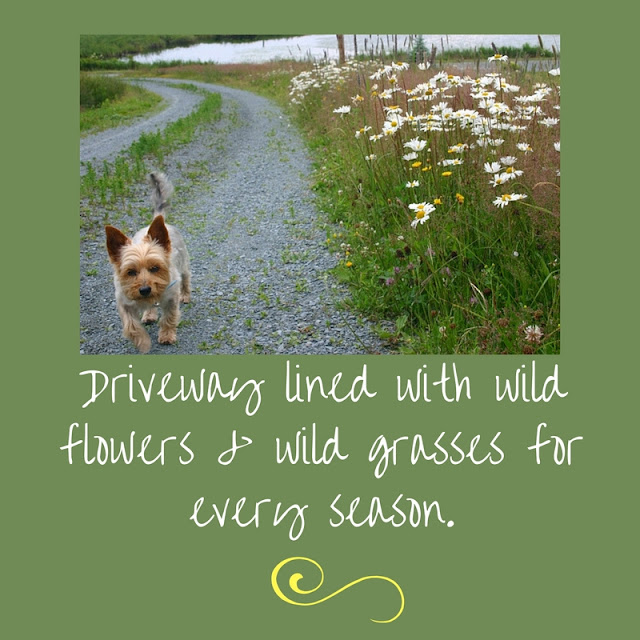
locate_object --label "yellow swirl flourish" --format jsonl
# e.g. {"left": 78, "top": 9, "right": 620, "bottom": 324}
{"left": 271, "top": 556, "right": 405, "bottom": 624}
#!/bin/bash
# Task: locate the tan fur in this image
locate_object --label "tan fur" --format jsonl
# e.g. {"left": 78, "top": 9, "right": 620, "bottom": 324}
{"left": 104, "top": 173, "right": 191, "bottom": 353}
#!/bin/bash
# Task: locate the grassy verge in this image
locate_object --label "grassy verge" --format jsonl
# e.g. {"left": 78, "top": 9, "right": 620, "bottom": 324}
{"left": 80, "top": 78, "right": 164, "bottom": 135}
{"left": 287, "top": 58, "right": 561, "bottom": 354}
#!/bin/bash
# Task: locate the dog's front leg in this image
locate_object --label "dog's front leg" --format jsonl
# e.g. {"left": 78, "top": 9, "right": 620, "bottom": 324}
{"left": 118, "top": 303, "right": 152, "bottom": 353}
{"left": 158, "top": 295, "right": 180, "bottom": 345}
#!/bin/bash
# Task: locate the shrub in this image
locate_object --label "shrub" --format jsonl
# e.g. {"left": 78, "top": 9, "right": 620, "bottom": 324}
{"left": 80, "top": 73, "right": 127, "bottom": 109}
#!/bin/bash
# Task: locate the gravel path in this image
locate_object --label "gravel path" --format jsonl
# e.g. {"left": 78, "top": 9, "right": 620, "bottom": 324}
{"left": 80, "top": 79, "right": 391, "bottom": 355}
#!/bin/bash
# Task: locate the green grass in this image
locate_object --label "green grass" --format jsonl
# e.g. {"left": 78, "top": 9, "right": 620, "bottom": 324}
{"left": 80, "top": 77, "right": 164, "bottom": 134}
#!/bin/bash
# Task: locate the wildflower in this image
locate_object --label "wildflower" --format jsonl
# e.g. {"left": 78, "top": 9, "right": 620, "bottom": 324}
{"left": 351, "top": 94, "right": 364, "bottom": 104}
{"left": 345, "top": 261, "right": 353, "bottom": 268}
{"left": 484, "top": 161, "right": 502, "bottom": 174}
{"left": 500, "top": 156, "right": 517, "bottom": 166}
{"left": 365, "top": 154, "right": 377, "bottom": 161}
{"left": 421, "top": 165, "right": 432, "bottom": 172}
{"left": 488, "top": 53, "right": 508, "bottom": 62}
{"left": 513, "top": 251, "right": 519, "bottom": 257}
{"left": 418, "top": 62, "right": 430, "bottom": 70}
{"left": 333, "top": 105, "right": 351, "bottom": 115}
{"left": 385, "top": 278, "right": 395, "bottom": 286}
{"left": 406, "top": 180, "right": 420, "bottom": 188}
{"left": 403, "top": 152, "right": 419, "bottom": 162}
{"left": 433, "top": 198, "right": 442, "bottom": 205}
{"left": 517, "top": 143, "right": 533, "bottom": 153}
{"left": 411, "top": 161, "right": 422, "bottom": 169}
{"left": 548, "top": 68, "right": 560, "bottom": 76}
{"left": 410, "top": 202, "right": 436, "bottom": 228}
{"left": 355, "top": 126, "right": 371, "bottom": 138}
{"left": 491, "top": 173, "right": 509, "bottom": 186}
{"left": 524, "top": 325, "right": 544, "bottom": 343}
{"left": 442, "top": 171, "right": 453, "bottom": 177}
{"left": 504, "top": 167, "right": 523, "bottom": 177}
{"left": 540, "top": 117, "right": 559, "bottom": 127}
{"left": 455, "top": 193, "right": 465, "bottom": 204}
{"left": 554, "top": 141, "right": 560, "bottom": 152}
{"left": 493, "top": 193, "right": 528, "bottom": 208}
{"left": 404, "top": 137, "right": 427, "bottom": 152}
{"left": 440, "top": 158, "right": 463, "bottom": 167}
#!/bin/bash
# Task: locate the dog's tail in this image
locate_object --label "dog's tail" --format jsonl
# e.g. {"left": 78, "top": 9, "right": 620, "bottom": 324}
{"left": 149, "top": 172, "right": 174, "bottom": 217}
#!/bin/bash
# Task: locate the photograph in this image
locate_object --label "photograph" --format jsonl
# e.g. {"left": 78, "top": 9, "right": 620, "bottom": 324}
{"left": 80, "top": 34, "right": 560, "bottom": 355}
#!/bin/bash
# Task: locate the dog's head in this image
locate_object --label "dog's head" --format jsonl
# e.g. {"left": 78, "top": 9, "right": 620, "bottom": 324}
{"left": 105, "top": 216, "right": 172, "bottom": 303}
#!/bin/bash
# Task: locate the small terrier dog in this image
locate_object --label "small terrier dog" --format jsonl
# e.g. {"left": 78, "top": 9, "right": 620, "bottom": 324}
{"left": 105, "top": 172, "right": 191, "bottom": 353}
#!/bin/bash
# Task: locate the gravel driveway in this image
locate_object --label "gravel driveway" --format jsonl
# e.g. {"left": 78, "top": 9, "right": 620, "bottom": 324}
{"left": 80, "top": 79, "right": 391, "bottom": 355}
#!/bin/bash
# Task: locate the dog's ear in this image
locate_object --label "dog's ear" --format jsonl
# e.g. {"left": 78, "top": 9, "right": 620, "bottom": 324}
{"left": 105, "top": 225, "right": 130, "bottom": 263}
{"left": 147, "top": 215, "right": 171, "bottom": 252}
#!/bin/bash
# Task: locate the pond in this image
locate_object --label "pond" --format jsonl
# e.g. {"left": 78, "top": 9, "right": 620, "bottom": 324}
{"left": 133, "top": 34, "right": 561, "bottom": 64}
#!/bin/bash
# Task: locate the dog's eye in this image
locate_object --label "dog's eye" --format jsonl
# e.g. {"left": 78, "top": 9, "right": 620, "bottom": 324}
{"left": 149, "top": 265, "right": 160, "bottom": 273}
{"left": 127, "top": 269, "right": 137, "bottom": 277}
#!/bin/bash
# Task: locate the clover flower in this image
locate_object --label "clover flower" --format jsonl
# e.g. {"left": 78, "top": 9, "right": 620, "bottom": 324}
{"left": 524, "top": 325, "right": 544, "bottom": 343}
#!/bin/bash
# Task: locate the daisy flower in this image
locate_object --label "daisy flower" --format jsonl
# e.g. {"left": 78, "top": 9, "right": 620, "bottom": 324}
{"left": 406, "top": 180, "right": 420, "bottom": 188}
{"left": 548, "top": 68, "right": 560, "bottom": 76}
{"left": 493, "top": 193, "right": 528, "bottom": 208}
{"left": 333, "top": 105, "right": 351, "bottom": 115}
{"left": 404, "top": 137, "right": 427, "bottom": 152}
{"left": 517, "top": 143, "right": 533, "bottom": 153}
{"left": 500, "top": 156, "right": 517, "bottom": 166}
{"left": 409, "top": 202, "right": 436, "bottom": 228}
{"left": 484, "top": 161, "right": 502, "bottom": 174}
{"left": 554, "top": 142, "right": 560, "bottom": 152}
{"left": 488, "top": 53, "right": 509, "bottom": 62}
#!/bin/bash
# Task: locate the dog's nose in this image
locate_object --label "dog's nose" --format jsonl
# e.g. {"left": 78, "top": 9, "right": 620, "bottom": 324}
{"left": 139, "top": 286, "right": 152, "bottom": 297}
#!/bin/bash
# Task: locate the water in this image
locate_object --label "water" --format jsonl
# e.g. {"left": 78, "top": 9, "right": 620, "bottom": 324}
{"left": 133, "top": 34, "right": 561, "bottom": 65}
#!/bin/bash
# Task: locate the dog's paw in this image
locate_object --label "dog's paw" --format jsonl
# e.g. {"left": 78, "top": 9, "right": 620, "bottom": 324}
{"left": 158, "top": 328, "right": 177, "bottom": 345}
{"left": 180, "top": 293, "right": 191, "bottom": 304}
{"left": 142, "top": 308, "right": 159, "bottom": 324}
{"left": 135, "top": 334, "right": 152, "bottom": 353}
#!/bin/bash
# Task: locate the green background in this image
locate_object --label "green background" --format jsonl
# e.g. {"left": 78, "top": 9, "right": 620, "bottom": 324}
{"left": 4, "top": 3, "right": 635, "bottom": 638}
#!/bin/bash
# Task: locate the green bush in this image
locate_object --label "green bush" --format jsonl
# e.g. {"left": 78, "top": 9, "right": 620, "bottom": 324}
{"left": 80, "top": 73, "right": 127, "bottom": 109}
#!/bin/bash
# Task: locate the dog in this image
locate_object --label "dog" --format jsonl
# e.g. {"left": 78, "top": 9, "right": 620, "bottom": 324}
{"left": 105, "top": 172, "right": 191, "bottom": 353}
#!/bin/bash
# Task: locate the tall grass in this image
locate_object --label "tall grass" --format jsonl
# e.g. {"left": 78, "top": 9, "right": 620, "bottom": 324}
{"left": 80, "top": 73, "right": 127, "bottom": 108}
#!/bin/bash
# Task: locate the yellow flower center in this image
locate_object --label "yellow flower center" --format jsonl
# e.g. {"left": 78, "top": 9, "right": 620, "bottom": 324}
{"left": 416, "top": 211, "right": 425, "bottom": 219}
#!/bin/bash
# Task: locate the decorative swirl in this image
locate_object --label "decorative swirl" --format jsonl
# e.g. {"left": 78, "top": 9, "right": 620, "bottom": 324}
{"left": 271, "top": 556, "right": 405, "bottom": 624}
